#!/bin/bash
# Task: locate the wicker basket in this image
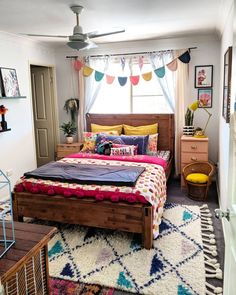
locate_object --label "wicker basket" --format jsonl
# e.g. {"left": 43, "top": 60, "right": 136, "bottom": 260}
{"left": 182, "top": 162, "right": 214, "bottom": 201}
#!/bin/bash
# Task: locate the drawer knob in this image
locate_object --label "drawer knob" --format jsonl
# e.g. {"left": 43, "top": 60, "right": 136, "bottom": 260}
{"left": 191, "top": 156, "right": 197, "bottom": 161}
{"left": 191, "top": 145, "right": 197, "bottom": 150}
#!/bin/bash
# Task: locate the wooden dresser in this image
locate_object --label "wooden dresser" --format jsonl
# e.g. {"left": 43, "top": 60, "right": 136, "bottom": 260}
{"left": 56, "top": 142, "right": 83, "bottom": 159}
{"left": 181, "top": 135, "right": 209, "bottom": 186}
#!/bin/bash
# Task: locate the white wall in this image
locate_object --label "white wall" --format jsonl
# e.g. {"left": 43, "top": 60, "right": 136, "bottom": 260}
{"left": 218, "top": 3, "right": 234, "bottom": 209}
{"left": 55, "top": 34, "right": 220, "bottom": 163}
{"left": 0, "top": 32, "right": 56, "bottom": 199}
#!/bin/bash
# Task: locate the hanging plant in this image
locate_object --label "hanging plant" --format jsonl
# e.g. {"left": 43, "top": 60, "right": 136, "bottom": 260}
{"left": 63, "top": 98, "right": 80, "bottom": 122}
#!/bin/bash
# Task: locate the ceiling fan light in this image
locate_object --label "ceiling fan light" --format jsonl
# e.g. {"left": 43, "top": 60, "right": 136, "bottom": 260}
{"left": 67, "top": 40, "right": 89, "bottom": 50}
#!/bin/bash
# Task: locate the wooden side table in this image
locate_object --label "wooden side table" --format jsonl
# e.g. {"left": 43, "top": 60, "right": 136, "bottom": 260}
{"left": 0, "top": 222, "right": 57, "bottom": 295}
{"left": 56, "top": 142, "right": 83, "bottom": 159}
{"left": 181, "top": 135, "right": 209, "bottom": 186}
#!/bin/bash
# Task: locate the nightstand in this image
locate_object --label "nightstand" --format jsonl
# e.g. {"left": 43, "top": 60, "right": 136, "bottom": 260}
{"left": 181, "top": 135, "right": 209, "bottom": 186}
{"left": 56, "top": 142, "right": 83, "bottom": 159}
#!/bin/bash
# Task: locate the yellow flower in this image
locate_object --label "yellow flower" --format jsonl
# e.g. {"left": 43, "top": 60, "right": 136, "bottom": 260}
{"left": 189, "top": 100, "right": 199, "bottom": 112}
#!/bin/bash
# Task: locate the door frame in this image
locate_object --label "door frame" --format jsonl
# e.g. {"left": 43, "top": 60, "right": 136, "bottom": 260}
{"left": 28, "top": 61, "right": 59, "bottom": 163}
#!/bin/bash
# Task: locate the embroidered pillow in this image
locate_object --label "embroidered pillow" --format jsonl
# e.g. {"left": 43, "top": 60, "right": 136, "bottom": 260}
{"left": 123, "top": 123, "right": 158, "bottom": 135}
{"left": 96, "top": 134, "right": 149, "bottom": 155}
{"left": 112, "top": 143, "right": 138, "bottom": 155}
{"left": 146, "top": 134, "right": 159, "bottom": 155}
{"left": 110, "top": 146, "right": 136, "bottom": 156}
{"left": 95, "top": 141, "right": 113, "bottom": 155}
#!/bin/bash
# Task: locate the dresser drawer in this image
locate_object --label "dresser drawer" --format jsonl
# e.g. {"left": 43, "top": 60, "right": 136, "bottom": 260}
{"left": 181, "top": 152, "right": 208, "bottom": 163}
{"left": 181, "top": 141, "right": 208, "bottom": 153}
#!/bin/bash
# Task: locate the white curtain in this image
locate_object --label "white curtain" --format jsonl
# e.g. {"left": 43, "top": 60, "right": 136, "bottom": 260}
{"left": 84, "top": 57, "right": 109, "bottom": 117}
{"left": 149, "top": 51, "right": 175, "bottom": 112}
{"left": 174, "top": 49, "right": 189, "bottom": 175}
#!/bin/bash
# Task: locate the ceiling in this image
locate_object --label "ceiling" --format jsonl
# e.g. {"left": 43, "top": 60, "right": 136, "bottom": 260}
{"left": 0, "top": 0, "right": 224, "bottom": 49}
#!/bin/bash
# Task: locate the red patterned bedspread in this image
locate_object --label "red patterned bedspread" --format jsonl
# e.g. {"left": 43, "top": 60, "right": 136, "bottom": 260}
{"left": 14, "top": 153, "right": 167, "bottom": 238}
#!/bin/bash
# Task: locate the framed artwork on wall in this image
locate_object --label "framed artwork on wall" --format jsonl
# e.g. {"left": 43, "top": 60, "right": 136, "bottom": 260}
{"left": 0, "top": 68, "right": 21, "bottom": 97}
{"left": 198, "top": 88, "right": 212, "bottom": 108}
{"left": 195, "top": 65, "right": 213, "bottom": 88}
{"left": 222, "top": 46, "right": 232, "bottom": 123}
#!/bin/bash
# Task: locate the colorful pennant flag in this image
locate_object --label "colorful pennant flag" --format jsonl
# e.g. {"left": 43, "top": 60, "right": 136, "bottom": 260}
{"left": 106, "top": 75, "right": 115, "bottom": 84}
{"left": 154, "top": 66, "right": 165, "bottom": 78}
{"left": 138, "top": 56, "right": 144, "bottom": 71}
{"left": 167, "top": 59, "right": 178, "bottom": 71}
{"left": 130, "top": 75, "right": 140, "bottom": 86}
{"left": 118, "top": 76, "right": 128, "bottom": 86}
{"left": 83, "top": 66, "right": 93, "bottom": 77}
{"left": 142, "top": 72, "right": 152, "bottom": 81}
{"left": 178, "top": 51, "right": 191, "bottom": 64}
{"left": 95, "top": 71, "right": 104, "bottom": 82}
{"left": 74, "top": 60, "right": 84, "bottom": 71}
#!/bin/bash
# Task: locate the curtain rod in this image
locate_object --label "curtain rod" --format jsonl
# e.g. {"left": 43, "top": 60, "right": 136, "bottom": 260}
{"left": 66, "top": 47, "right": 197, "bottom": 59}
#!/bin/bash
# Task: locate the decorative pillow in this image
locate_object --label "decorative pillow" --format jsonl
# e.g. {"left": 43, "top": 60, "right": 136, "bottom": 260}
{"left": 110, "top": 146, "right": 136, "bottom": 156}
{"left": 96, "top": 141, "right": 113, "bottom": 155}
{"left": 80, "top": 131, "right": 119, "bottom": 153}
{"left": 146, "top": 134, "right": 159, "bottom": 155}
{"left": 96, "top": 134, "right": 149, "bottom": 155}
{"left": 80, "top": 132, "right": 98, "bottom": 153}
{"left": 91, "top": 123, "right": 123, "bottom": 135}
{"left": 112, "top": 143, "right": 138, "bottom": 155}
{"left": 123, "top": 123, "right": 158, "bottom": 135}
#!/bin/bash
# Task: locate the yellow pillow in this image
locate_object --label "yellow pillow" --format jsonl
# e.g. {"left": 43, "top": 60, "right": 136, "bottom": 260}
{"left": 186, "top": 173, "right": 208, "bottom": 183}
{"left": 123, "top": 123, "right": 158, "bottom": 135}
{"left": 91, "top": 123, "right": 123, "bottom": 135}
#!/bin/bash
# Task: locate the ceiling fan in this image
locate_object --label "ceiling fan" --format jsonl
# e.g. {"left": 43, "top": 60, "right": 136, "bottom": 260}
{"left": 23, "top": 5, "right": 125, "bottom": 50}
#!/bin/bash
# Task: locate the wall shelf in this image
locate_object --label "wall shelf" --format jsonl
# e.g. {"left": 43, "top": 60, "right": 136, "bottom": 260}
{"left": 0, "top": 96, "right": 26, "bottom": 99}
{"left": 0, "top": 128, "right": 11, "bottom": 133}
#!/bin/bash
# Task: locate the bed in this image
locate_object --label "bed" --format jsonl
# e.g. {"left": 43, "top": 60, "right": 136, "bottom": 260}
{"left": 13, "top": 113, "right": 174, "bottom": 249}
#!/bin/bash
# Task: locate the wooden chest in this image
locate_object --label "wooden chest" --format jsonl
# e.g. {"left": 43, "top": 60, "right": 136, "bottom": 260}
{"left": 56, "top": 142, "right": 82, "bottom": 159}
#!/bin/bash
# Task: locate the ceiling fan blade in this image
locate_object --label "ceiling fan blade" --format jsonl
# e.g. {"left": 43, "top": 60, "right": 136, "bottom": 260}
{"left": 87, "top": 28, "right": 125, "bottom": 39}
{"left": 22, "top": 33, "right": 68, "bottom": 38}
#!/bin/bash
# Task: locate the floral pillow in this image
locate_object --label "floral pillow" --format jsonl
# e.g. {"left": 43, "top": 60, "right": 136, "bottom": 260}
{"left": 146, "top": 133, "right": 159, "bottom": 155}
{"left": 81, "top": 131, "right": 119, "bottom": 153}
{"left": 110, "top": 146, "right": 136, "bottom": 156}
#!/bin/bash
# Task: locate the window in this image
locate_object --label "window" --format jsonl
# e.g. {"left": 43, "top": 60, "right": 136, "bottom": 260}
{"left": 90, "top": 62, "right": 173, "bottom": 114}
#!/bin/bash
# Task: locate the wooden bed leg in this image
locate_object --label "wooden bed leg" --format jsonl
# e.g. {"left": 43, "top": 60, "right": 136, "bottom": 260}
{"left": 142, "top": 206, "right": 153, "bottom": 249}
{"left": 12, "top": 193, "right": 23, "bottom": 222}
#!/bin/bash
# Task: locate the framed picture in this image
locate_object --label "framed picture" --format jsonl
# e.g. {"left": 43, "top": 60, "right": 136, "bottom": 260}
{"left": 222, "top": 46, "right": 232, "bottom": 123}
{"left": 0, "top": 67, "right": 20, "bottom": 97}
{"left": 195, "top": 65, "right": 213, "bottom": 88}
{"left": 198, "top": 88, "right": 212, "bottom": 108}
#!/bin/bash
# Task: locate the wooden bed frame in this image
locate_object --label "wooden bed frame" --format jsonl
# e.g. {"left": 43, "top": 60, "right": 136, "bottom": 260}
{"left": 13, "top": 113, "right": 174, "bottom": 249}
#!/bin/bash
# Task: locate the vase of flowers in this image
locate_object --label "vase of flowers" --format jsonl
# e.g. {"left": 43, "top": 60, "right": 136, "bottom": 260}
{"left": 60, "top": 121, "right": 77, "bottom": 144}
{"left": 183, "top": 101, "right": 199, "bottom": 136}
{"left": 0, "top": 105, "right": 8, "bottom": 131}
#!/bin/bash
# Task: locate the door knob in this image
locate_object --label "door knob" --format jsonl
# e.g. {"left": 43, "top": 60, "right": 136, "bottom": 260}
{"left": 215, "top": 208, "right": 230, "bottom": 221}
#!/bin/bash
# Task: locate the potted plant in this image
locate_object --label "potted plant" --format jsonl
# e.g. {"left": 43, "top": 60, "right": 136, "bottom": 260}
{"left": 183, "top": 101, "right": 199, "bottom": 136}
{"left": 64, "top": 98, "right": 80, "bottom": 122}
{"left": 60, "top": 121, "right": 77, "bottom": 144}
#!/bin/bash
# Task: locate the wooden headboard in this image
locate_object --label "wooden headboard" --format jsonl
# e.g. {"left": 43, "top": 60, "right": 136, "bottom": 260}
{"left": 86, "top": 113, "right": 174, "bottom": 154}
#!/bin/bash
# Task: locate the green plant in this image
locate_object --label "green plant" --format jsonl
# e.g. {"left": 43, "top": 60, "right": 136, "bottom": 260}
{"left": 64, "top": 98, "right": 80, "bottom": 122}
{"left": 60, "top": 121, "right": 77, "bottom": 137}
{"left": 185, "top": 101, "right": 199, "bottom": 126}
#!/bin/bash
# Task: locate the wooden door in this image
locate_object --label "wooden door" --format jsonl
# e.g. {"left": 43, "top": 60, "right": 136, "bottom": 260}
{"left": 222, "top": 113, "right": 236, "bottom": 294}
{"left": 31, "top": 66, "right": 56, "bottom": 166}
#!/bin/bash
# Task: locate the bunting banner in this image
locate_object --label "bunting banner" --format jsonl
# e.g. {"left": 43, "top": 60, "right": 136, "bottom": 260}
{"left": 74, "top": 50, "right": 191, "bottom": 86}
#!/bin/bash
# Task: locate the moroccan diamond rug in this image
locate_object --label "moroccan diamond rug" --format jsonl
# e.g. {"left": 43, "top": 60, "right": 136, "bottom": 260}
{"left": 46, "top": 203, "right": 222, "bottom": 295}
